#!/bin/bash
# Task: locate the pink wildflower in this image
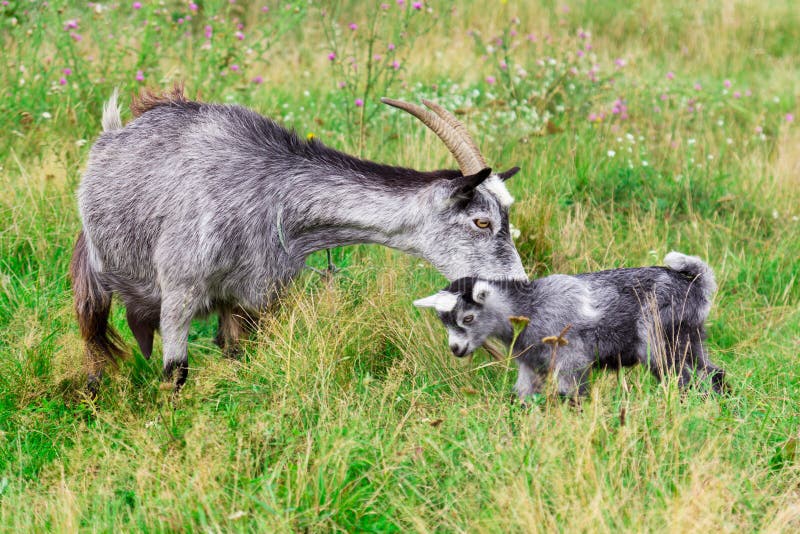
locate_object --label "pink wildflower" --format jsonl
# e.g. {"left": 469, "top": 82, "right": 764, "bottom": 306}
{"left": 190, "top": 3, "right": 198, "bottom": 11}
{"left": 666, "top": 71, "right": 675, "bottom": 80}
{"left": 486, "top": 76, "right": 496, "bottom": 85}
{"left": 328, "top": 52, "right": 336, "bottom": 61}
{"left": 70, "top": 32, "right": 82, "bottom": 41}
{"left": 63, "top": 68, "right": 72, "bottom": 75}
{"left": 388, "top": 43, "right": 395, "bottom": 51}
{"left": 59, "top": 78, "right": 67, "bottom": 85}
{"left": 614, "top": 58, "right": 626, "bottom": 68}
{"left": 204, "top": 25, "right": 212, "bottom": 38}
{"left": 133, "top": 2, "right": 141, "bottom": 9}
{"left": 355, "top": 98, "right": 364, "bottom": 107}
{"left": 694, "top": 83, "right": 702, "bottom": 91}
{"left": 724, "top": 79, "right": 732, "bottom": 88}
{"left": 235, "top": 31, "right": 244, "bottom": 40}
{"left": 261, "top": 6, "right": 269, "bottom": 12}
{"left": 349, "top": 22, "right": 357, "bottom": 30}
{"left": 64, "top": 19, "right": 78, "bottom": 30}
{"left": 135, "top": 70, "right": 144, "bottom": 81}
{"left": 252, "top": 76, "right": 263, "bottom": 84}
{"left": 391, "top": 60, "right": 400, "bottom": 69}
{"left": 733, "top": 91, "right": 741, "bottom": 99}
{"left": 413, "top": 1, "right": 422, "bottom": 9}
{"left": 230, "top": 64, "right": 239, "bottom": 72}
{"left": 787, "top": 113, "right": 795, "bottom": 123}
{"left": 397, "top": 0, "right": 404, "bottom": 5}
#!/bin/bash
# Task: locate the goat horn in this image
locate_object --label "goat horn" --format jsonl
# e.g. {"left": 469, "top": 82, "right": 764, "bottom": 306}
{"left": 421, "top": 99, "right": 486, "bottom": 170}
{"left": 381, "top": 97, "right": 486, "bottom": 176}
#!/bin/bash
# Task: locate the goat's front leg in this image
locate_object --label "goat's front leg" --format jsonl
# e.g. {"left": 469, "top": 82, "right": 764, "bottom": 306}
{"left": 514, "top": 360, "right": 546, "bottom": 399}
{"left": 160, "top": 288, "right": 201, "bottom": 389}
{"left": 552, "top": 348, "right": 593, "bottom": 399}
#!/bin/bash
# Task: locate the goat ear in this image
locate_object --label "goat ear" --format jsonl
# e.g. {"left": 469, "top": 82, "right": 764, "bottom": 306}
{"left": 413, "top": 291, "right": 458, "bottom": 312}
{"left": 472, "top": 280, "right": 493, "bottom": 304}
{"left": 450, "top": 167, "right": 492, "bottom": 199}
{"left": 497, "top": 166, "right": 520, "bottom": 181}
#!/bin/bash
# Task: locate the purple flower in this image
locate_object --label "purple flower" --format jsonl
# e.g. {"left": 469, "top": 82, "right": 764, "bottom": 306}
{"left": 328, "top": 52, "right": 336, "bottom": 61}
{"left": 397, "top": 0, "right": 404, "bottom": 5}
{"left": 64, "top": 19, "right": 78, "bottom": 30}
{"left": 388, "top": 43, "right": 395, "bottom": 51}
{"left": 391, "top": 60, "right": 400, "bottom": 69}
{"left": 252, "top": 76, "right": 263, "bottom": 84}
{"left": 261, "top": 6, "right": 269, "bottom": 12}
{"left": 614, "top": 58, "right": 626, "bottom": 68}
{"left": 338, "top": 81, "right": 346, "bottom": 88}
{"left": 373, "top": 54, "right": 382, "bottom": 61}
{"left": 70, "top": 32, "right": 82, "bottom": 41}
{"left": 230, "top": 64, "right": 239, "bottom": 72}
{"left": 190, "top": 3, "right": 198, "bottom": 11}
{"left": 486, "top": 75, "right": 496, "bottom": 85}
{"left": 133, "top": 2, "right": 141, "bottom": 9}
{"left": 235, "top": 31, "right": 244, "bottom": 40}
{"left": 733, "top": 91, "right": 741, "bottom": 99}
{"left": 787, "top": 113, "right": 795, "bottom": 123}
{"left": 576, "top": 50, "right": 584, "bottom": 58}
{"left": 63, "top": 68, "right": 72, "bottom": 75}
{"left": 349, "top": 22, "right": 357, "bottom": 30}
{"left": 660, "top": 93, "right": 668, "bottom": 101}
{"left": 755, "top": 126, "right": 763, "bottom": 134}
{"left": 413, "top": 1, "right": 422, "bottom": 9}
{"left": 666, "top": 71, "right": 675, "bottom": 80}
{"left": 135, "top": 70, "right": 144, "bottom": 81}
{"left": 204, "top": 25, "right": 212, "bottom": 38}
{"left": 694, "top": 83, "right": 702, "bottom": 91}
{"left": 59, "top": 77, "right": 67, "bottom": 85}
{"left": 724, "top": 79, "right": 732, "bottom": 88}
{"left": 381, "top": 3, "right": 389, "bottom": 9}
{"left": 355, "top": 98, "right": 364, "bottom": 107}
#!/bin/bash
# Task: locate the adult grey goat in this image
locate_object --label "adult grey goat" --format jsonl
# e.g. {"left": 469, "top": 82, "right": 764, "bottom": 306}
{"left": 71, "top": 85, "right": 526, "bottom": 390}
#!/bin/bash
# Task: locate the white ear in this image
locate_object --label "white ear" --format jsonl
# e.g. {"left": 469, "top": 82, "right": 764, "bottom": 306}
{"left": 472, "top": 280, "right": 493, "bottom": 304}
{"left": 413, "top": 291, "right": 458, "bottom": 312}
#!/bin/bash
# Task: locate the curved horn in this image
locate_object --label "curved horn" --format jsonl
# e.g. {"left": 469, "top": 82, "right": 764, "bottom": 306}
{"left": 421, "top": 99, "right": 486, "bottom": 170}
{"left": 381, "top": 97, "right": 485, "bottom": 175}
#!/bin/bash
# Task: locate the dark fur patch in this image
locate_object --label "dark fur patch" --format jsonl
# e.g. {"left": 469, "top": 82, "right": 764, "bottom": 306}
{"left": 130, "top": 82, "right": 192, "bottom": 118}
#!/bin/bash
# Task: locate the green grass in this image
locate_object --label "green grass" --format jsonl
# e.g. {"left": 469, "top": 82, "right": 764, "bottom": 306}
{"left": 1, "top": 0, "right": 800, "bottom": 531}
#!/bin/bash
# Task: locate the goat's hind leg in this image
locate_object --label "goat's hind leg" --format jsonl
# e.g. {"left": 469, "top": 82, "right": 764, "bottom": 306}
{"left": 125, "top": 305, "right": 159, "bottom": 360}
{"left": 215, "top": 305, "right": 257, "bottom": 358}
{"left": 688, "top": 330, "right": 726, "bottom": 394}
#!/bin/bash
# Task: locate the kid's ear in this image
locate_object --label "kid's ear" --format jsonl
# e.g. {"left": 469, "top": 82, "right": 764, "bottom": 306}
{"left": 413, "top": 291, "right": 458, "bottom": 312}
{"left": 472, "top": 280, "right": 493, "bottom": 304}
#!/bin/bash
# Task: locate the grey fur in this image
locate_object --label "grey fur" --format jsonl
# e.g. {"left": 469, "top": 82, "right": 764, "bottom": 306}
{"left": 415, "top": 252, "right": 726, "bottom": 398}
{"left": 76, "top": 93, "right": 526, "bottom": 386}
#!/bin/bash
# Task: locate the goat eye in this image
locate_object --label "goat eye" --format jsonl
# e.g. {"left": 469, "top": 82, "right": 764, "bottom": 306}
{"left": 462, "top": 315, "right": 474, "bottom": 324}
{"left": 473, "top": 218, "right": 490, "bottom": 229}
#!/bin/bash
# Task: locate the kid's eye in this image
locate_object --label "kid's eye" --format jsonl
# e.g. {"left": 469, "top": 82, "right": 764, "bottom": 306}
{"left": 473, "top": 218, "right": 490, "bottom": 229}
{"left": 463, "top": 315, "right": 474, "bottom": 324}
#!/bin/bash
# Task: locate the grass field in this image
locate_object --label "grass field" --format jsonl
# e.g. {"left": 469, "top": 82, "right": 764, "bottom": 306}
{"left": 1, "top": 0, "right": 799, "bottom": 531}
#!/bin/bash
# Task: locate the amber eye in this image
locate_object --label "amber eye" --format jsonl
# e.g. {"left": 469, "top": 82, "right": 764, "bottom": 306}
{"left": 463, "top": 315, "right": 474, "bottom": 324}
{"left": 473, "top": 218, "right": 490, "bottom": 229}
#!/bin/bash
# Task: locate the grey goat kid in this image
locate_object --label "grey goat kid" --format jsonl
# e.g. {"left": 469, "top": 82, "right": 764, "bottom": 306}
{"left": 71, "top": 85, "right": 526, "bottom": 390}
{"left": 414, "top": 252, "right": 726, "bottom": 398}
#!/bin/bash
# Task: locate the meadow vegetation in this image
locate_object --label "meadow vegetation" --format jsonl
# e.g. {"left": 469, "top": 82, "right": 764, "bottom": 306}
{"left": 1, "top": 0, "right": 799, "bottom": 531}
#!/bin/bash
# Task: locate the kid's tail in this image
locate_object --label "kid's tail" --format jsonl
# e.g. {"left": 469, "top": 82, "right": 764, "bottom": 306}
{"left": 664, "top": 251, "right": 717, "bottom": 300}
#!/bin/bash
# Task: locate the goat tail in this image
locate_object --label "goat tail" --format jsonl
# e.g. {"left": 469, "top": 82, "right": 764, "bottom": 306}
{"left": 70, "top": 231, "right": 127, "bottom": 381}
{"left": 664, "top": 251, "right": 717, "bottom": 300}
{"left": 101, "top": 88, "right": 123, "bottom": 132}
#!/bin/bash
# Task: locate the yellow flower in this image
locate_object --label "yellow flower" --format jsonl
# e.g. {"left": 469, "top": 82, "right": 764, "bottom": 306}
{"left": 307, "top": 132, "right": 315, "bottom": 140}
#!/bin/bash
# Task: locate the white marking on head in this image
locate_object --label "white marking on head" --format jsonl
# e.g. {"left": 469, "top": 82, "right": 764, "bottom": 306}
{"left": 482, "top": 175, "right": 514, "bottom": 207}
{"left": 472, "top": 280, "right": 494, "bottom": 304}
{"left": 413, "top": 291, "right": 458, "bottom": 313}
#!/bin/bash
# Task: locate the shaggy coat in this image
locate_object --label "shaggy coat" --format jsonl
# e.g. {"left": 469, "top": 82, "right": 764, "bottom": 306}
{"left": 72, "top": 87, "right": 526, "bottom": 389}
{"left": 415, "top": 252, "right": 725, "bottom": 397}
